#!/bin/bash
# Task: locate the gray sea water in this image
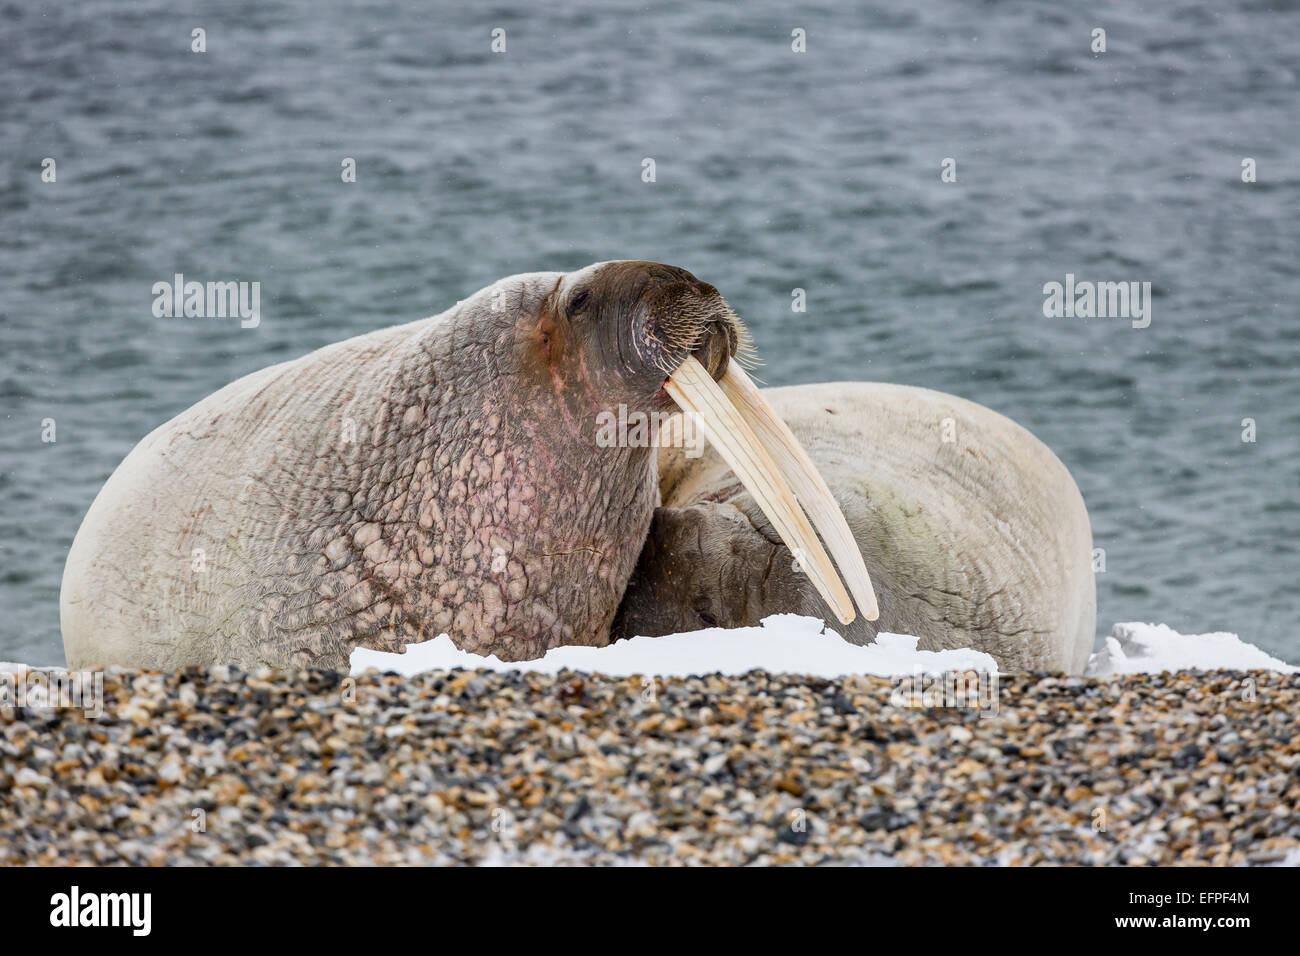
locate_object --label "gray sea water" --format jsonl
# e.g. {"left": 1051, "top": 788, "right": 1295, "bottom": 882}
{"left": 2, "top": 1, "right": 1297, "bottom": 667}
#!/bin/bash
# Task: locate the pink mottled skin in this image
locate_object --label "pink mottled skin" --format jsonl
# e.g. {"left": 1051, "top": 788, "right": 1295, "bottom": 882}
{"left": 61, "top": 262, "right": 740, "bottom": 670}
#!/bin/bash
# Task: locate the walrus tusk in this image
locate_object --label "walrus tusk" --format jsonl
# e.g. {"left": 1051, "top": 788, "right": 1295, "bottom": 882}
{"left": 665, "top": 356, "right": 856, "bottom": 625}
{"left": 719, "top": 364, "right": 880, "bottom": 622}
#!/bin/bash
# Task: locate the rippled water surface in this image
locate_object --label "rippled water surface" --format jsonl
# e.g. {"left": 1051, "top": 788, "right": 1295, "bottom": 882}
{"left": 2, "top": 1, "right": 1297, "bottom": 665}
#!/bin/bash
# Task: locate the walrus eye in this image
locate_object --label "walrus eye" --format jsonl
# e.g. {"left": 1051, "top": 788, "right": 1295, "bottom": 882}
{"left": 567, "top": 289, "right": 592, "bottom": 315}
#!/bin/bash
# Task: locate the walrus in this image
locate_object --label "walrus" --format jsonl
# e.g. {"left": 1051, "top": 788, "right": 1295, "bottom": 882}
{"left": 61, "top": 261, "right": 873, "bottom": 671}
{"left": 61, "top": 260, "right": 1092, "bottom": 673}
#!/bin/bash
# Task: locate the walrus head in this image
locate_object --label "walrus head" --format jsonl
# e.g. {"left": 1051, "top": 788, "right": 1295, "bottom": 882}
{"left": 540, "top": 260, "right": 753, "bottom": 408}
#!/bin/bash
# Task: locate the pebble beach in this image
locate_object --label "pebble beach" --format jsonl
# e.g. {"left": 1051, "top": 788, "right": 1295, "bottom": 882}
{"left": 2, "top": 666, "right": 1297, "bottom": 866}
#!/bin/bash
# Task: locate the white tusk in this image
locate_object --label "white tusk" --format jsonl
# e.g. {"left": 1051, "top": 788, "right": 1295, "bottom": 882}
{"left": 665, "top": 356, "right": 856, "bottom": 625}
{"left": 720, "top": 364, "right": 880, "bottom": 621}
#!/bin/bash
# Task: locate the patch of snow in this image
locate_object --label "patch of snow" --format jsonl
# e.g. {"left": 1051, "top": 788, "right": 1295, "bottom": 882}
{"left": 1086, "top": 622, "right": 1297, "bottom": 677}
{"left": 351, "top": 613, "right": 1000, "bottom": 678}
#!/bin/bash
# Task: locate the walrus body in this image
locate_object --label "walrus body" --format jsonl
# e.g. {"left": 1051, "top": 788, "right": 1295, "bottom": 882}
{"left": 63, "top": 263, "right": 744, "bottom": 670}
{"left": 63, "top": 261, "right": 1094, "bottom": 673}
{"left": 613, "top": 383, "right": 1096, "bottom": 672}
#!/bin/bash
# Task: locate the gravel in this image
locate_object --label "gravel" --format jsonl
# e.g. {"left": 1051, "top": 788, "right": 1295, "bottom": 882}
{"left": 2, "top": 666, "right": 1297, "bottom": 865}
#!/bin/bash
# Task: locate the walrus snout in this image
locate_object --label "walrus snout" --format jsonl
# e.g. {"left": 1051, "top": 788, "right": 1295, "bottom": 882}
{"left": 637, "top": 278, "right": 748, "bottom": 383}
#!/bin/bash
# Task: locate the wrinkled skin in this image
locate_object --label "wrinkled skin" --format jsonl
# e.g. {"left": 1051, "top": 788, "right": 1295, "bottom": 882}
{"left": 62, "top": 261, "right": 741, "bottom": 669}
{"left": 613, "top": 383, "right": 1096, "bottom": 673}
